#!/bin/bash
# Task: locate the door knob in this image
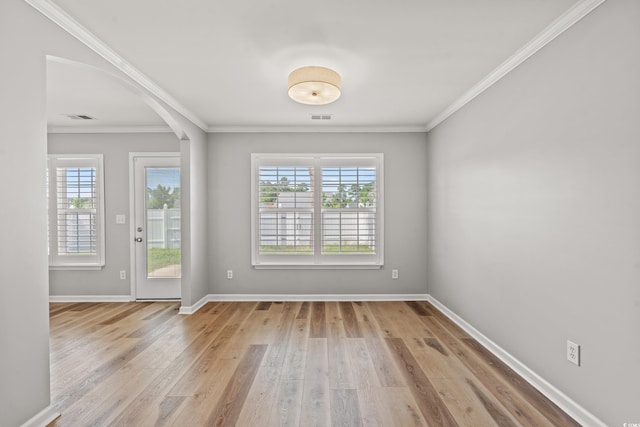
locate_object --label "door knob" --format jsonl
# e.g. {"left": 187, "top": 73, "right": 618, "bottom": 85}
{"left": 135, "top": 237, "right": 143, "bottom": 243}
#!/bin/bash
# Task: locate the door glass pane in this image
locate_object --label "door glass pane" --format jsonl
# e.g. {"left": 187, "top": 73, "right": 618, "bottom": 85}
{"left": 145, "top": 167, "right": 181, "bottom": 278}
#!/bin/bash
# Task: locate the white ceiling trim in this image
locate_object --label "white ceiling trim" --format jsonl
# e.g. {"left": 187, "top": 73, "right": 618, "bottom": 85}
{"left": 47, "top": 125, "right": 174, "bottom": 134}
{"left": 425, "top": 0, "right": 607, "bottom": 132}
{"left": 26, "top": 0, "right": 605, "bottom": 135}
{"left": 208, "top": 125, "right": 428, "bottom": 134}
{"left": 25, "top": 0, "right": 208, "bottom": 132}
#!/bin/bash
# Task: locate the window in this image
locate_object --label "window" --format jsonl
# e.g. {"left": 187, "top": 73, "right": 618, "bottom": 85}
{"left": 251, "top": 153, "right": 383, "bottom": 268}
{"left": 47, "top": 155, "right": 105, "bottom": 269}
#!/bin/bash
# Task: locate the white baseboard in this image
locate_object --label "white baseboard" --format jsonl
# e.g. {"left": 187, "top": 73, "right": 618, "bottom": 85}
{"left": 20, "top": 405, "right": 60, "bottom": 427}
{"left": 178, "top": 293, "right": 209, "bottom": 314}
{"left": 180, "top": 294, "right": 428, "bottom": 314}
{"left": 427, "top": 296, "right": 606, "bottom": 427}
{"left": 49, "top": 293, "right": 429, "bottom": 313}
{"left": 48, "top": 291, "right": 601, "bottom": 425}
{"left": 178, "top": 293, "right": 429, "bottom": 314}
{"left": 49, "top": 295, "right": 133, "bottom": 303}
{"left": 208, "top": 293, "right": 430, "bottom": 302}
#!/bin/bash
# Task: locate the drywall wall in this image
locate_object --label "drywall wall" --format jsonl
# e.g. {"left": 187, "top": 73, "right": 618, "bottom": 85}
{"left": 48, "top": 133, "right": 179, "bottom": 297}
{"left": 207, "top": 132, "right": 428, "bottom": 296}
{"left": 180, "top": 134, "right": 210, "bottom": 307}
{"left": 426, "top": 0, "right": 640, "bottom": 424}
{"left": 0, "top": 0, "right": 207, "bottom": 423}
{"left": 0, "top": 2, "right": 52, "bottom": 424}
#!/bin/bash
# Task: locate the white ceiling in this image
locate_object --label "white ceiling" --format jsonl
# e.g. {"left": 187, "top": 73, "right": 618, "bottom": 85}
{"left": 47, "top": 58, "right": 167, "bottom": 129}
{"left": 45, "top": 0, "right": 580, "bottom": 132}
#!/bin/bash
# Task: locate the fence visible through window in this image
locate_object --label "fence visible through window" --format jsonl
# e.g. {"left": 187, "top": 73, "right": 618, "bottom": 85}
{"left": 146, "top": 206, "right": 181, "bottom": 277}
{"left": 252, "top": 154, "right": 383, "bottom": 267}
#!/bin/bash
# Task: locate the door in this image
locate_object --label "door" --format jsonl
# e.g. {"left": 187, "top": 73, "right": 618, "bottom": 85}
{"left": 132, "top": 155, "right": 181, "bottom": 299}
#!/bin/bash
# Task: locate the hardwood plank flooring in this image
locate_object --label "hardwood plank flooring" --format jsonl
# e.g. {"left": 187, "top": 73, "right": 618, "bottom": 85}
{"left": 49, "top": 301, "right": 579, "bottom": 426}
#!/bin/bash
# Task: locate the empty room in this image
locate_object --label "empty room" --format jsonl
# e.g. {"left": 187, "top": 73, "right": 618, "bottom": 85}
{"left": 1, "top": 0, "right": 638, "bottom": 426}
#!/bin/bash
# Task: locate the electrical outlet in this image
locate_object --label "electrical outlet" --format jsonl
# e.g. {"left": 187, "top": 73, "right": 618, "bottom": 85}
{"left": 392, "top": 269, "right": 399, "bottom": 279}
{"left": 119, "top": 270, "right": 126, "bottom": 280}
{"left": 567, "top": 340, "right": 580, "bottom": 366}
{"left": 226, "top": 270, "right": 233, "bottom": 280}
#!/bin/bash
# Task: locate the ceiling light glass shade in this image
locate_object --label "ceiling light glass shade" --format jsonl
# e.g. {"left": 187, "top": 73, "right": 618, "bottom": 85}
{"left": 288, "top": 66, "right": 341, "bottom": 105}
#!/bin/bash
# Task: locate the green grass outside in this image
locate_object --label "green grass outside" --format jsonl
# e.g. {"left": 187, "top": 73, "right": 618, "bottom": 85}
{"left": 148, "top": 247, "right": 181, "bottom": 272}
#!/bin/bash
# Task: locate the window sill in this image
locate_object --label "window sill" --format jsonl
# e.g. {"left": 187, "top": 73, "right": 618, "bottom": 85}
{"left": 253, "top": 263, "right": 382, "bottom": 270}
{"left": 49, "top": 265, "right": 104, "bottom": 271}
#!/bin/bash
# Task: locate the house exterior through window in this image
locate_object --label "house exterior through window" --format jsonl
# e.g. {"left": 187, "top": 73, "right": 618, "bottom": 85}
{"left": 47, "top": 154, "right": 105, "bottom": 269}
{"left": 251, "top": 153, "right": 384, "bottom": 268}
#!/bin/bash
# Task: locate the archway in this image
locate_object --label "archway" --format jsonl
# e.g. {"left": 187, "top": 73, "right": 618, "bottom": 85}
{"left": 46, "top": 56, "right": 189, "bottom": 301}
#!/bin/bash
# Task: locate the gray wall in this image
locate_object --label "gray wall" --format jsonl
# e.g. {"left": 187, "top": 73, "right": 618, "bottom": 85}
{"left": 180, "top": 134, "right": 210, "bottom": 307}
{"left": 426, "top": 0, "right": 640, "bottom": 424}
{"left": 3, "top": 0, "right": 635, "bottom": 424}
{"left": 0, "top": 2, "right": 51, "bottom": 424}
{"left": 208, "top": 132, "right": 428, "bottom": 296}
{"left": 48, "top": 133, "right": 179, "bottom": 297}
{"left": 0, "top": 0, "right": 207, "bottom": 423}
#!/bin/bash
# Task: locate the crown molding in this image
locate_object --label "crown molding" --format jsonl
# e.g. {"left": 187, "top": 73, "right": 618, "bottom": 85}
{"left": 425, "top": 0, "right": 608, "bottom": 132}
{"left": 208, "top": 125, "right": 428, "bottom": 134}
{"left": 48, "top": 124, "right": 426, "bottom": 134}
{"left": 47, "top": 125, "right": 174, "bottom": 134}
{"left": 26, "top": 0, "right": 606, "bottom": 135}
{"left": 24, "top": 0, "right": 208, "bottom": 132}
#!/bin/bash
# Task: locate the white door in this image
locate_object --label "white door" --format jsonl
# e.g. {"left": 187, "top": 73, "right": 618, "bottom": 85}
{"left": 132, "top": 155, "right": 181, "bottom": 299}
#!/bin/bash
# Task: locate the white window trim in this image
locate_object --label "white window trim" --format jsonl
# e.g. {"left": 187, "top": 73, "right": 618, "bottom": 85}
{"left": 251, "top": 153, "right": 384, "bottom": 269}
{"left": 48, "top": 154, "right": 106, "bottom": 270}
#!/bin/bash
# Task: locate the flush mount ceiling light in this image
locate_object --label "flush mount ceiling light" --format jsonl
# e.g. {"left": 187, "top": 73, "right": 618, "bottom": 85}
{"left": 288, "top": 66, "right": 341, "bottom": 105}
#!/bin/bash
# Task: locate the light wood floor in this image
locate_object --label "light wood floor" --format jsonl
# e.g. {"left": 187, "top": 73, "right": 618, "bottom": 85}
{"left": 48, "top": 301, "right": 579, "bottom": 426}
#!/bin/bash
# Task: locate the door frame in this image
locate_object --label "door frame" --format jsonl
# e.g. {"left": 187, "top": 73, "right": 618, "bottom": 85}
{"left": 128, "top": 152, "right": 181, "bottom": 300}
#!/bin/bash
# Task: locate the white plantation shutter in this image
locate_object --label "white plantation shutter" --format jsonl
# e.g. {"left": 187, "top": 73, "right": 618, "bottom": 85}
{"left": 321, "top": 165, "right": 377, "bottom": 254}
{"left": 252, "top": 154, "right": 383, "bottom": 268}
{"left": 258, "top": 165, "right": 314, "bottom": 255}
{"left": 48, "top": 155, "right": 105, "bottom": 268}
{"left": 56, "top": 166, "right": 97, "bottom": 256}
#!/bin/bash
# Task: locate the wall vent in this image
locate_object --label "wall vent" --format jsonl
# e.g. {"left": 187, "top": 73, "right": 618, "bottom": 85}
{"left": 311, "top": 114, "right": 332, "bottom": 121}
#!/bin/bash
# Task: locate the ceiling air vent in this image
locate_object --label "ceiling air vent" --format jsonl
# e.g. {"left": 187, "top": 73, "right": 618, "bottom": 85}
{"left": 311, "top": 114, "right": 332, "bottom": 121}
{"left": 66, "top": 114, "right": 96, "bottom": 120}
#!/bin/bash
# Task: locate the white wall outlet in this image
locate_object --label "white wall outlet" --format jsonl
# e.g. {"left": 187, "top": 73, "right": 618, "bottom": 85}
{"left": 115, "top": 214, "right": 126, "bottom": 225}
{"left": 119, "top": 270, "right": 127, "bottom": 280}
{"left": 226, "top": 270, "right": 233, "bottom": 280}
{"left": 567, "top": 340, "right": 580, "bottom": 366}
{"left": 392, "top": 269, "right": 399, "bottom": 279}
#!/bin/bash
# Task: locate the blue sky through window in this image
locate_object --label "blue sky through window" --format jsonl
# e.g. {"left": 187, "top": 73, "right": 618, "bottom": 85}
{"left": 146, "top": 167, "right": 180, "bottom": 190}
{"left": 64, "top": 168, "right": 95, "bottom": 200}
